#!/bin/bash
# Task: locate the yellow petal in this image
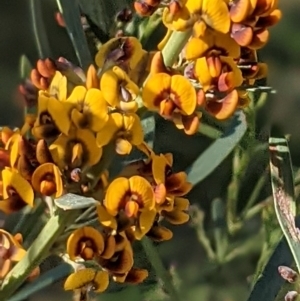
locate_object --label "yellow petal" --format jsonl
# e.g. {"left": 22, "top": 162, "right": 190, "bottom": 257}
{"left": 105, "top": 177, "right": 130, "bottom": 216}
{"left": 135, "top": 209, "right": 157, "bottom": 240}
{"left": 142, "top": 73, "right": 171, "bottom": 111}
{"left": 64, "top": 269, "right": 109, "bottom": 293}
{"left": 67, "top": 227, "right": 104, "bottom": 260}
{"left": 66, "top": 86, "right": 86, "bottom": 104}
{"left": 100, "top": 69, "right": 120, "bottom": 107}
{"left": 84, "top": 89, "right": 109, "bottom": 132}
{"left": 202, "top": 0, "right": 230, "bottom": 33}
{"left": 123, "top": 114, "right": 144, "bottom": 145}
{"left": 170, "top": 75, "right": 196, "bottom": 115}
{"left": 97, "top": 204, "right": 118, "bottom": 230}
{"left": 116, "top": 139, "right": 132, "bottom": 155}
{"left": 76, "top": 129, "right": 103, "bottom": 166}
{"left": 49, "top": 71, "right": 67, "bottom": 101}
{"left": 2, "top": 169, "right": 34, "bottom": 207}
{"left": 129, "top": 176, "right": 155, "bottom": 210}
{"left": 47, "top": 98, "right": 71, "bottom": 135}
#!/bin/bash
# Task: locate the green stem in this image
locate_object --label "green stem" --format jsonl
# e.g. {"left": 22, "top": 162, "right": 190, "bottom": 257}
{"left": 198, "top": 123, "right": 222, "bottom": 140}
{"left": 162, "top": 30, "right": 192, "bottom": 67}
{"left": 0, "top": 209, "right": 78, "bottom": 300}
{"left": 241, "top": 170, "right": 268, "bottom": 217}
{"left": 141, "top": 237, "right": 181, "bottom": 301}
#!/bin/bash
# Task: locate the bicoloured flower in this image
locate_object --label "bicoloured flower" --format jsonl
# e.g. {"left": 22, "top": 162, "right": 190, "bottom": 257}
{"left": 142, "top": 73, "right": 197, "bottom": 127}
{"left": 161, "top": 196, "right": 190, "bottom": 225}
{"left": 67, "top": 227, "right": 105, "bottom": 261}
{"left": 185, "top": 23, "right": 240, "bottom": 60}
{"left": 64, "top": 268, "right": 109, "bottom": 293}
{"left": 32, "top": 94, "right": 71, "bottom": 139}
{"left": 100, "top": 66, "right": 140, "bottom": 113}
{"left": 65, "top": 86, "right": 109, "bottom": 132}
{"left": 194, "top": 55, "right": 244, "bottom": 92}
{"left": 151, "top": 153, "right": 193, "bottom": 200}
{"left": 95, "top": 37, "right": 146, "bottom": 75}
{"left": 96, "top": 112, "right": 144, "bottom": 155}
{"left": 31, "top": 163, "right": 63, "bottom": 197}
{"left": 0, "top": 230, "right": 26, "bottom": 278}
{"left": 0, "top": 169, "right": 34, "bottom": 214}
{"left": 163, "top": 0, "right": 230, "bottom": 34}
{"left": 98, "top": 234, "right": 134, "bottom": 275}
{"left": 98, "top": 176, "right": 156, "bottom": 240}
{"left": 229, "top": 0, "right": 282, "bottom": 49}
{"left": 50, "top": 128, "right": 102, "bottom": 170}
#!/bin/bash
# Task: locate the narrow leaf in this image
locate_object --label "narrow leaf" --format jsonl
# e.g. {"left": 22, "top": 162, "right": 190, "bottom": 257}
{"left": 55, "top": 193, "right": 98, "bottom": 210}
{"left": 19, "top": 55, "right": 32, "bottom": 80}
{"left": 29, "top": 0, "right": 52, "bottom": 58}
{"left": 186, "top": 111, "right": 247, "bottom": 185}
{"left": 56, "top": 0, "right": 92, "bottom": 70}
{"left": 7, "top": 263, "right": 73, "bottom": 301}
{"left": 269, "top": 136, "right": 300, "bottom": 272}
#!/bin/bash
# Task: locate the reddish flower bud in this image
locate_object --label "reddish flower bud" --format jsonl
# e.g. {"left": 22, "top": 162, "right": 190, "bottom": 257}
{"left": 278, "top": 265, "right": 298, "bottom": 283}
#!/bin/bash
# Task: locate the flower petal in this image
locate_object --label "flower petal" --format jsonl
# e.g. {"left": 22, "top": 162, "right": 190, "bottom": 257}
{"left": 129, "top": 176, "right": 155, "bottom": 210}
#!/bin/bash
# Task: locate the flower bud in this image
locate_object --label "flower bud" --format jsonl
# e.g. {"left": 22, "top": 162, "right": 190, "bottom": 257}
{"left": 278, "top": 265, "right": 298, "bottom": 283}
{"left": 285, "top": 291, "right": 298, "bottom": 301}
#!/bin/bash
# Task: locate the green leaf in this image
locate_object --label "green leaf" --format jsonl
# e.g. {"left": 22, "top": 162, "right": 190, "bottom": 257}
{"left": 246, "top": 136, "right": 300, "bottom": 301}
{"left": 54, "top": 193, "right": 98, "bottom": 210}
{"left": 19, "top": 55, "right": 32, "bottom": 80}
{"left": 269, "top": 136, "right": 300, "bottom": 272}
{"left": 246, "top": 218, "right": 300, "bottom": 301}
{"left": 29, "top": 0, "right": 52, "bottom": 58}
{"left": 186, "top": 111, "right": 247, "bottom": 185}
{"left": 56, "top": 0, "right": 92, "bottom": 70}
{"left": 7, "top": 263, "right": 73, "bottom": 301}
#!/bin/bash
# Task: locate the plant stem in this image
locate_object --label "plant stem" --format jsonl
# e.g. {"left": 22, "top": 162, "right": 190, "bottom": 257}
{"left": 141, "top": 237, "right": 181, "bottom": 301}
{"left": 0, "top": 209, "right": 78, "bottom": 300}
{"left": 162, "top": 29, "right": 192, "bottom": 67}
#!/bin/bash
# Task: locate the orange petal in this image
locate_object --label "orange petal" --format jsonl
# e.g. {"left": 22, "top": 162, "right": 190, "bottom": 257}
{"left": 207, "top": 90, "right": 239, "bottom": 120}
{"left": 230, "top": 0, "right": 251, "bottom": 23}
{"left": 231, "top": 24, "right": 253, "bottom": 47}
{"left": 105, "top": 177, "right": 130, "bottom": 216}
{"left": 170, "top": 75, "right": 196, "bottom": 115}
{"left": 129, "top": 176, "right": 155, "bottom": 210}
{"left": 142, "top": 73, "right": 171, "bottom": 111}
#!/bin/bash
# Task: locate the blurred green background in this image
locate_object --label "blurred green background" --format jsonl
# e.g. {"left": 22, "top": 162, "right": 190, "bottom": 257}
{"left": 1, "top": 0, "right": 300, "bottom": 300}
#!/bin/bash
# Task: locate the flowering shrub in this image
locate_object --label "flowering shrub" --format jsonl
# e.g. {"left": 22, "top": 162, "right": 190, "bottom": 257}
{"left": 3, "top": 1, "right": 300, "bottom": 301}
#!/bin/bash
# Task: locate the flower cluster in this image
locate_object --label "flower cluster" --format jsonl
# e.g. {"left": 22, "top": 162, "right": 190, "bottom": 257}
{"left": 0, "top": 36, "right": 192, "bottom": 293}
{"left": 0, "top": 0, "right": 281, "bottom": 295}
{"left": 134, "top": 0, "right": 281, "bottom": 133}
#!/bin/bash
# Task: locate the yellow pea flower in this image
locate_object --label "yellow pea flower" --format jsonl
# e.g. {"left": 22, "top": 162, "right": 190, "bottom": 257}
{"left": 103, "top": 176, "right": 156, "bottom": 240}
{"left": 50, "top": 128, "right": 102, "bottom": 170}
{"left": 100, "top": 66, "right": 139, "bottom": 113}
{"left": 31, "top": 163, "right": 63, "bottom": 198}
{"left": 32, "top": 94, "right": 72, "bottom": 139}
{"left": 66, "top": 86, "right": 109, "bottom": 132}
{"left": 142, "top": 73, "right": 197, "bottom": 117}
{"left": 0, "top": 169, "right": 34, "bottom": 214}
{"left": 67, "top": 226, "right": 105, "bottom": 261}
{"left": 64, "top": 268, "right": 109, "bottom": 293}
{"left": 96, "top": 112, "right": 144, "bottom": 155}
{"left": 95, "top": 37, "right": 146, "bottom": 74}
{"left": 185, "top": 24, "right": 240, "bottom": 60}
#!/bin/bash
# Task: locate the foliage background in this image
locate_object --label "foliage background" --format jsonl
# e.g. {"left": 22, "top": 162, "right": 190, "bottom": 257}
{"left": 0, "top": 0, "right": 299, "bottom": 300}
